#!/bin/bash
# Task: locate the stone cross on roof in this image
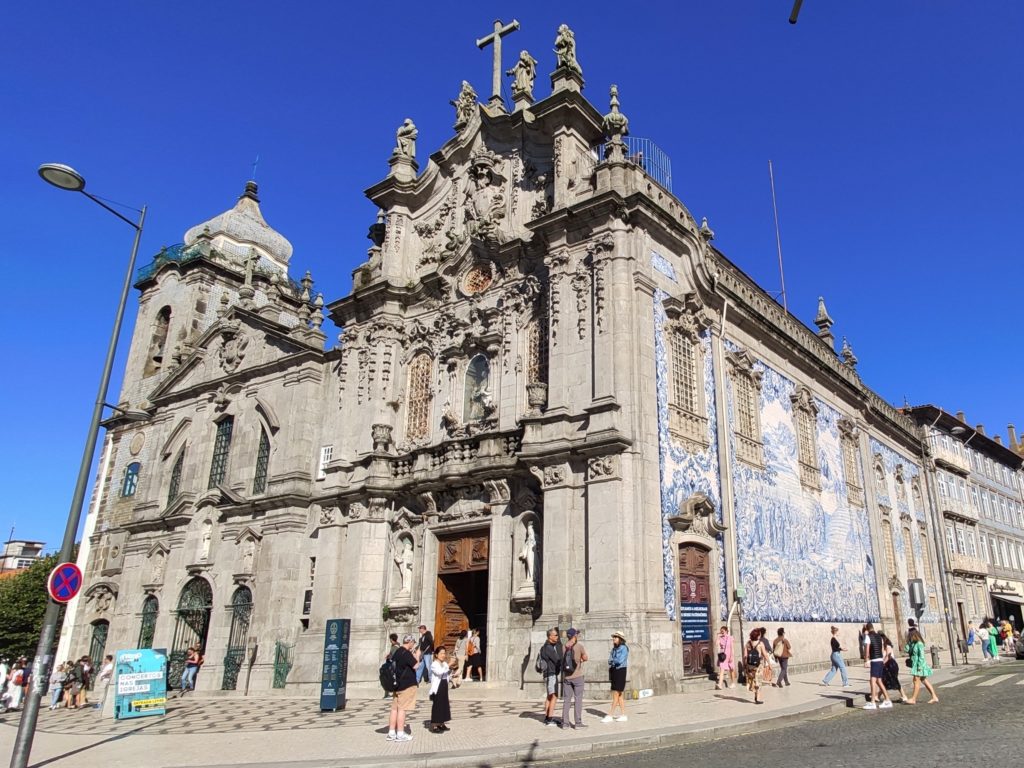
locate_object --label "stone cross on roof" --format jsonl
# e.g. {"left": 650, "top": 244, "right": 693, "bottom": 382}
{"left": 476, "top": 18, "right": 520, "bottom": 112}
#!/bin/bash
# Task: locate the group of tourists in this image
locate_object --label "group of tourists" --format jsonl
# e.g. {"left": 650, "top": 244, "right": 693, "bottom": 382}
{"left": 46, "top": 654, "right": 114, "bottom": 711}
{"left": 381, "top": 625, "right": 629, "bottom": 741}
{"left": 965, "top": 617, "right": 1019, "bottom": 661}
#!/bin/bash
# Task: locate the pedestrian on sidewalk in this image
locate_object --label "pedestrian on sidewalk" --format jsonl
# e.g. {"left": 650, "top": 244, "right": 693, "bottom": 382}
{"left": 904, "top": 628, "right": 939, "bottom": 705}
{"left": 1001, "top": 618, "right": 1014, "bottom": 655}
{"left": 560, "top": 628, "right": 588, "bottom": 728}
{"left": 773, "top": 628, "right": 792, "bottom": 687}
{"left": 416, "top": 624, "right": 434, "bottom": 684}
{"left": 758, "top": 628, "right": 775, "bottom": 686}
{"left": 863, "top": 623, "right": 892, "bottom": 710}
{"left": 179, "top": 646, "right": 199, "bottom": 695}
{"left": 821, "top": 626, "right": 850, "bottom": 687}
{"left": 860, "top": 624, "right": 870, "bottom": 668}
{"left": 978, "top": 621, "right": 992, "bottom": 661}
{"left": 95, "top": 654, "right": 114, "bottom": 710}
{"left": 452, "top": 630, "right": 469, "bottom": 688}
{"left": 428, "top": 647, "right": 452, "bottom": 733}
{"left": 880, "top": 633, "right": 904, "bottom": 703}
{"left": 966, "top": 621, "right": 976, "bottom": 654}
{"left": 716, "top": 626, "right": 736, "bottom": 689}
{"left": 468, "top": 628, "right": 485, "bottom": 682}
{"left": 743, "top": 630, "right": 764, "bottom": 705}
{"left": 539, "top": 627, "right": 563, "bottom": 727}
{"left": 387, "top": 634, "right": 421, "bottom": 742}
{"left": 987, "top": 618, "right": 999, "bottom": 661}
{"left": 77, "top": 656, "right": 92, "bottom": 708}
{"left": 603, "top": 631, "right": 628, "bottom": 722}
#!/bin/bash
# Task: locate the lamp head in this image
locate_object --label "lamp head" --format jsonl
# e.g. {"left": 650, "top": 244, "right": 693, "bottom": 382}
{"left": 951, "top": 426, "right": 968, "bottom": 437}
{"left": 38, "top": 163, "right": 86, "bottom": 192}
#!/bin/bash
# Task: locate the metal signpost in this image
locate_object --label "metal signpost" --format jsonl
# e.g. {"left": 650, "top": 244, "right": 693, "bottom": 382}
{"left": 319, "top": 619, "right": 350, "bottom": 711}
{"left": 113, "top": 649, "right": 168, "bottom": 720}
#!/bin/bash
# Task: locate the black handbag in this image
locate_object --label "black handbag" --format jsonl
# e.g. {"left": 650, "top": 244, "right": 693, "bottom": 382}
{"left": 717, "top": 652, "right": 727, "bottom": 663}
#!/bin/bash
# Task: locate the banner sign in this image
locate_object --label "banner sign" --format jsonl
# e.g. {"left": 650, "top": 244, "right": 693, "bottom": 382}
{"left": 114, "top": 648, "right": 167, "bottom": 720}
{"left": 681, "top": 602, "right": 711, "bottom": 642}
{"left": 320, "top": 618, "right": 350, "bottom": 711}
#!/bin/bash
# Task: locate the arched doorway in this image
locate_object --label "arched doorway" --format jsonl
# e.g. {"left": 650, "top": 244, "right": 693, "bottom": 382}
{"left": 169, "top": 578, "right": 212, "bottom": 689}
{"left": 221, "top": 587, "right": 253, "bottom": 690}
{"left": 138, "top": 595, "right": 159, "bottom": 649}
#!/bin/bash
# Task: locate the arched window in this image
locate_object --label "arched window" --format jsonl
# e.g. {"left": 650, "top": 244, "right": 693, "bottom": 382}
{"left": 121, "top": 462, "right": 141, "bottom": 497}
{"left": 791, "top": 386, "right": 820, "bottom": 490}
{"left": 406, "top": 353, "right": 433, "bottom": 441}
{"left": 138, "top": 595, "right": 159, "bottom": 649}
{"left": 169, "top": 578, "right": 213, "bottom": 689}
{"left": 208, "top": 417, "right": 234, "bottom": 489}
{"left": 167, "top": 450, "right": 184, "bottom": 505}
{"left": 89, "top": 620, "right": 110, "bottom": 670}
{"left": 144, "top": 306, "right": 172, "bottom": 377}
{"left": 463, "top": 354, "right": 491, "bottom": 422}
{"left": 253, "top": 427, "right": 270, "bottom": 494}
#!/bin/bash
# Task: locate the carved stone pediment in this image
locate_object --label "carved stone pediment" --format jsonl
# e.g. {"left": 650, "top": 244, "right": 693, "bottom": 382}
{"left": 668, "top": 493, "right": 727, "bottom": 538}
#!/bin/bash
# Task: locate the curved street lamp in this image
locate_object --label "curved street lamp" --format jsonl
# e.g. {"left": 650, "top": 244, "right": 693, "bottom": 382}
{"left": 10, "top": 166, "right": 148, "bottom": 768}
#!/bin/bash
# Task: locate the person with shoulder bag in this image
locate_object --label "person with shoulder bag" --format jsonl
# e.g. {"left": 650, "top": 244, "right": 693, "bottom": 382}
{"left": 773, "top": 627, "right": 792, "bottom": 687}
{"left": 538, "top": 628, "right": 563, "bottom": 727}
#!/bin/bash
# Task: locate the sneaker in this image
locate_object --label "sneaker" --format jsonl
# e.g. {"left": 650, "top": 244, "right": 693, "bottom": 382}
{"left": 601, "top": 715, "right": 614, "bottom": 723}
{"left": 545, "top": 717, "right": 556, "bottom": 727}
{"left": 386, "top": 731, "right": 397, "bottom": 741}
{"left": 575, "top": 722, "right": 587, "bottom": 728}
{"left": 863, "top": 702, "right": 878, "bottom": 710}
{"left": 879, "top": 700, "right": 893, "bottom": 709}
{"left": 615, "top": 715, "right": 628, "bottom": 722}
{"left": 395, "top": 732, "right": 413, "bottom": 742}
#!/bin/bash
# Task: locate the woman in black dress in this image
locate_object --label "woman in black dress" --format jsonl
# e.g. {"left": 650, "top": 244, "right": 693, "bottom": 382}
{"left": 428, "top": 647, "right": 452, "bottom": 733}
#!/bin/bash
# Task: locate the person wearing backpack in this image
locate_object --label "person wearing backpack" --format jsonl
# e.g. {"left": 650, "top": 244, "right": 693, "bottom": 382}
{"left": 538, "top": 628, "right": 563, "bottom": 727}
{"left": 560, "top": 628, "right": 588, "bottom": 728}
{"left": 743, "top": 630, "right": 764, "bottom": 705}
{"left": 386, "top": 634, "right": 421, "bottom": 742}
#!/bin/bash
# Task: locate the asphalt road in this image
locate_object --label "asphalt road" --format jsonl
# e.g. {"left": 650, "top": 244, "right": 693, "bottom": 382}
{"left": 539, "top": 661, "right": 1024, "bottom": 768}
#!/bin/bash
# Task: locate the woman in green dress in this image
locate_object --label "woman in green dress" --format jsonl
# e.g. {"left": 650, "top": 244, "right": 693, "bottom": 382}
{"left": 904, "top": 628, "right": 939, "bottom": 704}
{"left": 988, "top": 620, "right": 999, "bottom": 660}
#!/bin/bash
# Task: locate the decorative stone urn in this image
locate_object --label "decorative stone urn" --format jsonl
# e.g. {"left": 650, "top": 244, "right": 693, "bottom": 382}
{"left": 371, "top": 423, "right": 393, "bottom": 453}
{"left": 526, "top": 382, "right": 548, "bottom": 413}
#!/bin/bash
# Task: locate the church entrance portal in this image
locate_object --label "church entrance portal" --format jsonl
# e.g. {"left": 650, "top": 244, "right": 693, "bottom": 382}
{"left": 169, "top": 577, "right": 213, "bottom": 689}
{"left": 434, "top": 531, "right": 489, "bottom": 671}
{"left": 679, "top": 544, "right": 713, "bottom": 676}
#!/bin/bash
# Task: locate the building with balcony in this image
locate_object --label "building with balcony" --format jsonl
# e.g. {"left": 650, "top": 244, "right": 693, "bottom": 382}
{"left": 0, "top": 540, "right": 46, "bottom": 572}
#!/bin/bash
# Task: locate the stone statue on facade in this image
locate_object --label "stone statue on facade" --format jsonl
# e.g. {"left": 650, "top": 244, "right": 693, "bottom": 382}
{"left": 200, "top": 521, "right": 213, "bottom": 561}
{"left": 241, "top": 539, "right": 255, "bottom": 573}
{"left": 150, "top": 551, "right": 166, "bottom": 583}
{"left": 553, "top": 24, "right": 582, "bottom": 75}
{"left": 392, "top": 118, "right": 417, "bottom": 159}
{"left": 394, "top": 537, "right": 414, "bottom": 596}
{"left": 519, "top": 521, "right": 537, "bottom": 585}
{"left": 450, "top": 81, "right": 478, "bottom": 131}
{"left": 507, "top": 50, "right": 538, "bottom": 100}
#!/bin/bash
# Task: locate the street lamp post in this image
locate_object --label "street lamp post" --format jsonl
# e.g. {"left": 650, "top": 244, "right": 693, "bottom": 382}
{"left": 9, "top": 165, "right": 147, "bottom": 768}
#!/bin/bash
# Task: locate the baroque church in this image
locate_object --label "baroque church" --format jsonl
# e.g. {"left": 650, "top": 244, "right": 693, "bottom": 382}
{"left": 62, "top": 23, "right": 942, "bottom": 697}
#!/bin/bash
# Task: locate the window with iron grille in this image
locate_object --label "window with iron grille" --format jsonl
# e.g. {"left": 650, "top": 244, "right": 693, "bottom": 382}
{"left": 527, "top": 314, "right": 549, "bottom": 385}
{"left": 208, "top": 417, "right": 234, "bottom": 489}
{"left": 734, "top": 375, "right": 757, "bottom": 440}
{"left": 138, "top": 596, "right": 158, "bottom": 649}
{"left": 669, "top": 331, "right": 698, "bottom": 415}
{"left": 903, "top": 526, "right": 917, "bottom": 579}
{"left": 406, "top": 353, "right": 433, "bottom": 440}
{"left": 792, "top": 387, "right": 820, "bottom": 490}
{"left": 253, "top": 427, "right": 270, "bottom": 494}
{"left": 121, "top": 462, "right": 141, "bottom": 497}
{"left": 842, "top": 437, "right": 863, "bottom": 505}
{"left": 167, "top": 450, "right": 184, "bottom": 505}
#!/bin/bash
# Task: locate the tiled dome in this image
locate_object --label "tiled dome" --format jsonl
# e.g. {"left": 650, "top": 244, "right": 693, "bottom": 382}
{"left": 184, "top": 181, "right": 293, "bottom": 274}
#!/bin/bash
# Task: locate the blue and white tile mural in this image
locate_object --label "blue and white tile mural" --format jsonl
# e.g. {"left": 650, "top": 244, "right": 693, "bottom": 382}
{"left": 869, "top": 439, "right": 939, "bottom": 624}
{"left": 727, "top": 356, "right": 880, "bottom": 623}
{"left": 653, "top": 289, "right": 722, "bottom": 620}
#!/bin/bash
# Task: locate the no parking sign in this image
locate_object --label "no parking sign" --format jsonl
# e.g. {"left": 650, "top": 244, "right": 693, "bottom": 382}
{"left": 47, "top": 562, "right": 82, "bottom": 603}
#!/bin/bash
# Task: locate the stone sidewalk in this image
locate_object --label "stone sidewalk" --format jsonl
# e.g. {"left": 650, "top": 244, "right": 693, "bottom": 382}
{"left": 0, "top": 662, "right": 976, "bottom": 768}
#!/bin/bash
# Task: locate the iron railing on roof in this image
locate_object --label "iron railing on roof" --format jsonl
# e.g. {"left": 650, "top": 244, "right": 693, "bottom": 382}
{"left": 134, "top": 243, "right": 303, "bottom": 296}
{"left": 595, "top": 136, "right": 673, "bottom": 192}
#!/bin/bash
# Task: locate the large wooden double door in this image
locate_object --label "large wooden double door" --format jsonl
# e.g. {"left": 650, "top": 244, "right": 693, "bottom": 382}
{"left": 679, "top": 544, "right": 713, "bottom": 676}
{"left": 434, "top": 531, "right": 489, "bottom": 654}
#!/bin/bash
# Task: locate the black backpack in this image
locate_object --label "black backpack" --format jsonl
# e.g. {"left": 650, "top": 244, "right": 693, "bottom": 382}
{"left": 378, "top": 657, "right": 398, "bottom": 693}
{"left": 746, "top": 644, "right": 761, "bottom": 667}
{"left": 563, "top": 646, "right": 577, "bottom": 675}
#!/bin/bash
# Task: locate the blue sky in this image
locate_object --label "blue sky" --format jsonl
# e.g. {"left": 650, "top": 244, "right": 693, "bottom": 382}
{"left": 1, "top": 2, "right": 1021, "bottom": 550}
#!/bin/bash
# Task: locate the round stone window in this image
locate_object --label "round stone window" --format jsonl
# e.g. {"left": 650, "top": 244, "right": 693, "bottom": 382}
{"left": 462, "top": 263, "right": 493, "bottom": 295}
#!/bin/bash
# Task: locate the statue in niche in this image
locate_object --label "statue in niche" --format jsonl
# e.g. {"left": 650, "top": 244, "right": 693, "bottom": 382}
{"left": 553, "top": 24, "right": 582, "bottom": 75}
{"left": 393, "top": 118, "right": 417, "bottom": 160}
{"left": 241, "top": 538, "right": 255, "bottom": 573}
{"left": 200, "top": 520, "right": 213, "bottom": 561}
{"left": 518, "top": 521, "right": 537, "bottom": 585}
{"left": 450, "top": 81, "right": 478, "bottom": 131}
{"left": 507, "top": 50, "right": 538, "bottom": 100}
{"left": 394, "top": 537, "right": 414, "bottom": 596}
{"left": 150, "top": 551, "right": 166, "bottom": 583}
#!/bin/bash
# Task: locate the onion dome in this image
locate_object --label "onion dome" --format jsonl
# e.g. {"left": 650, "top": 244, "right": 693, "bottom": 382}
{"left": 183, "top": 181, "right": 293, "bottom": 275}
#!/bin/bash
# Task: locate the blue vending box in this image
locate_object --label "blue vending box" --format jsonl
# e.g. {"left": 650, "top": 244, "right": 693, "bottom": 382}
{"left": 114, "top": 648, "right": 167, "bottom": 720}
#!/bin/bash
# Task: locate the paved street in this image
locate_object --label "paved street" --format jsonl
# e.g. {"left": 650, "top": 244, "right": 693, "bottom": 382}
{"left": 0, "top": 658, "right": 1015, "bottom": 768}
{"left": 545, "top": 661, "right": 1024, "bottom": 768}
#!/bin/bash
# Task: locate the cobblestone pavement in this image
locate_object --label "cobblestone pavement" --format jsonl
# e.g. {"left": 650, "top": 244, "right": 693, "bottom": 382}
{"left": 544, "top": 660, "right": 1024, "bottom": 768}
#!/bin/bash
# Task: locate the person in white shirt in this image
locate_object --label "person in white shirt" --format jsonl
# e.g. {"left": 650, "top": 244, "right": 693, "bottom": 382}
{"left": 95, "top": 655, "right": 114, "bottom": 710}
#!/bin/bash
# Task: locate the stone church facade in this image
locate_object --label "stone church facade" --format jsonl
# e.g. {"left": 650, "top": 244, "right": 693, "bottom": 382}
{"left": 62, "top": 25, "right": 947, "bottom": 697}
